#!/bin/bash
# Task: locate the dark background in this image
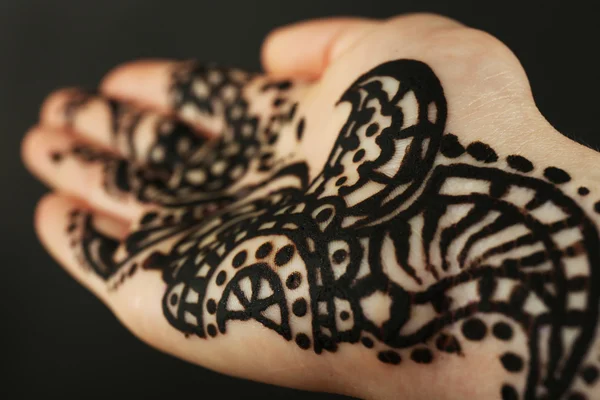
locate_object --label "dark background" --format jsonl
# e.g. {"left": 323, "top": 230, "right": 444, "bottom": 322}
{"left": 1, "top": 1, "right": 598, "bottom": 398}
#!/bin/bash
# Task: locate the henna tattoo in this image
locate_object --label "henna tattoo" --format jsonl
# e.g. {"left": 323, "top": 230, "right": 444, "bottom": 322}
{"left": 63, "top": 59, "right": 600, "bottom": 399}
{"left": 53, "top": 63, "right": 301, "bottom": 208}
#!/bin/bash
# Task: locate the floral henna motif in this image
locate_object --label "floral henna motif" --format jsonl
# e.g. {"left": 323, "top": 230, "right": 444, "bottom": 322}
{"left": 63, "top": 60, "right": 600, "bottom": 399}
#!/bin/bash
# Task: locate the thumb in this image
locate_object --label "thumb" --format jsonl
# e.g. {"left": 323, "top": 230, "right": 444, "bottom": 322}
{"left": 261, "top": 17, "right": 378, "bottom": 80}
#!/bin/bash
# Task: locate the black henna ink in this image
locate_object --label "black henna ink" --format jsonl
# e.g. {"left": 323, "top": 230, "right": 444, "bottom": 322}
{"left": 441, "top": 134, "right": 465, "bottom": 158}
{"left": 502, "top": 385, "right": 519, "bottom": 400}
{"left": 435, "top": 333, "right": 462, "bottom": 354}
{"left": 492, "top": 322, "right": 513, "bottom": 341}
{"left": 507, "top": 154, "right": 534, "bottom": 173}
{"left": 462, "top": 318, "right": 487, "bottom": 341}
{"left": 67, "top": 60, "right": 600, "bottom": 400}
{"left": 500, "top": 352, "right": 524, "bottom": 372}
{"left": 411, "top": 348, "right": 433, "bottom": 364}
{"left": 582, "top": 366, "right": 599, "bottom": 385}
{"left": 296, "top": 118, "right": 305, "bottom": 141}
{"left": 544, "top": 166, "right": 571, "bottom": 184}
{"left": 467, "top": 141, "right": 498, "bottom": 163}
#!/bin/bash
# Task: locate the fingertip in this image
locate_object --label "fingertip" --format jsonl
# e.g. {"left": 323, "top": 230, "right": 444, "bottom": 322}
{"left": 39, "top": 88, "right": 79, "bottom": 126}
{"left": 99, "top": 59, "right": 176, "bottom": 109}
{"left": 260, "top": 24, "right": 292, "bottom": 74}
{"left": 21, "top": 125, "right": 71, "bottom": 181}
{"left": 21, "top": 125, "right": 65, "bottom": 180}
{"left": 99, "top": 60, "right": 144, "bottom": 92}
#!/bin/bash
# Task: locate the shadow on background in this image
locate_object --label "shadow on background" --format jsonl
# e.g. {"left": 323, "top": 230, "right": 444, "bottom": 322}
{"left": 1, "top": 1, "right": 598, "bottom": 398}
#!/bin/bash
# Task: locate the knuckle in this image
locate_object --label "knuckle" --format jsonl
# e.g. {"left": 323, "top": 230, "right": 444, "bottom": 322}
{"left": 458, "top": 28, "right": 512, "bottom": 57}
{"left": 430, "top": 27, "right": 509, "bottom": 57}
{"left": 387, "top": 12, "right": 463, "bottom": 30}
{"left": 429, "top": 28, "right": 529, "bottom": 92}
{"left": 383, "top": 14, "right": 528, "bottom": 89}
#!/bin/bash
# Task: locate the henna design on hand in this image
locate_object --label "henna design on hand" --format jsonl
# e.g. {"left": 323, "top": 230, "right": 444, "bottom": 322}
{"left": 63, "top": 60, "right": 600, "bottom": 399}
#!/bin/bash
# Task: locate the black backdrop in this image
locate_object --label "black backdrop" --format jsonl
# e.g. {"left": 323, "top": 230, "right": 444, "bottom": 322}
{"left": 1, "top": 1, "right": 598, "bottom": 399}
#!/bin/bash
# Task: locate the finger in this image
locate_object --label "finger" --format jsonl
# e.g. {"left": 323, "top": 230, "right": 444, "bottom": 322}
{"left": 33, "top": 193, "right": 251, "bottom": 385}
{"left": 261, "top": 14, "right": 464, "bottom": 80}
{"left": 100, "top": 60, "right": 258, "bottom": 134}
{"left": 99, "top": 60, "right": 174, "bottom": 114}
{"left": 99, "top": 60, "right": 310, "bottom": 187}
{"left": 34, "top": 193, "right": 130, "bottom": 302}
{"left": 22, "top": 126, "right": 144, "bottom": 220}
{"left": 261, "top": 17, "right": 379, "bottom": 79}
{"left": 40, "top": 88, "right": 207, "bottom": 165}
{"left": 100, "top": 60, "right": 309, "bottom": 141}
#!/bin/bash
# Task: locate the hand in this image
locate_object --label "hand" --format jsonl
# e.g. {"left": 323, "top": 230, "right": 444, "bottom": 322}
{"left": 22, "top": 14, "right": 600, "bottom": 400}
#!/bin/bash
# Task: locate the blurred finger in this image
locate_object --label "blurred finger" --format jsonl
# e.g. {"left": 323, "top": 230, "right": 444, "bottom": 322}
{"left": 101, "top": 60, "right": 259, "bottom": 134}
{"left": 40, "top": 89, "right": 207, "bottom": 165}
{"left": 34, "top": 193, "right": 129, "bottom": 301}
{"left": 22, "top": 126, "right": 144, "bottom": 220}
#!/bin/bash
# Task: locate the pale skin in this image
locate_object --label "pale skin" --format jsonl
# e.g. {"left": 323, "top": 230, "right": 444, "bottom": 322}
{"left": 21, "top": 14, "right": 600, "bottom": 400}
